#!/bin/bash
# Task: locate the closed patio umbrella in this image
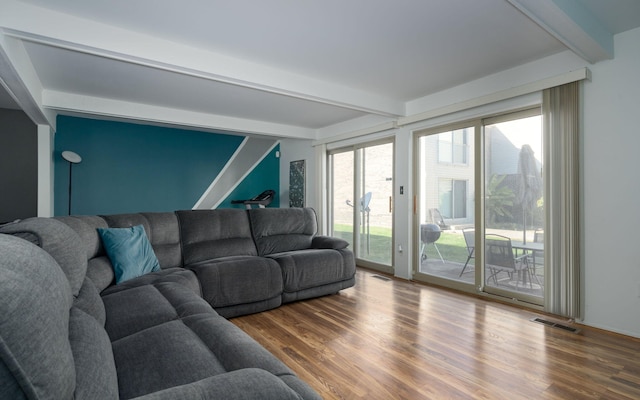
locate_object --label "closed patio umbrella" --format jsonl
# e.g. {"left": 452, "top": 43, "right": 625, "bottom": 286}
{"left": 516, "top": 144, "right": 542, "bottom": 243}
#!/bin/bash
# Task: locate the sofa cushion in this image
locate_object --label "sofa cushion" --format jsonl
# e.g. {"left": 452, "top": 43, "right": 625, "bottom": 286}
{"left": 270, "top": 249, "right": 353, "bottom": 293}
{"left": 87, "top": 256, "right": 117, "bottom": 292}
{"left": 0, "top": 234, "right": 76, "bottom": 399}
{"left": 102, "top": 212, "right": 183, "bottom": 269}
{"left": 98, "top": 225, "right": 161, "bottom": 284}
{"left": 248, "top": 208, "right": 317, "bottom": 256}
{"left": 119, "top": 311, "right": 319, "bottom": 400}
{"left": 57, "top": 216, "right": 115, "bottom": 291}
{"left": 112, "top": 319, "right": 227, "bottom": 399}
{"left": 101, "top": 279, "right": 296, "bottom": 399}
{"left": 187, "top": 256, "right": 283, "bottom": 313}
{"left": 102, "top": 267, "right": 201, "bottom": 298}
{"left": 0, "top": 217, "right": 88, "bottom": 297}
{"left": 311, "top": 235, "right": 350, "bottom": 250}
{"left": 102, "top": 281, "right": 212, "bottom": 342}
{"left": 177, "top": 209, "right": 258, "bottom": 265}
{"left": 69, "top": 307, "right": 118, "bottom": 400}
{"left": 56, "top": 215, "right": 109, "bottom": 260}
{"left": 74, "top": 277, "right": 106, "bottom": 325}
{"left": 130, "top": 368, "right": 316, "bottom": 400}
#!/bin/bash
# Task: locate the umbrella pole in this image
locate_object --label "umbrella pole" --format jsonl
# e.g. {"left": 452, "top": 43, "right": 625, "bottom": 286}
{"left": 523, "top": 207, "right": 527, "bottom": 244}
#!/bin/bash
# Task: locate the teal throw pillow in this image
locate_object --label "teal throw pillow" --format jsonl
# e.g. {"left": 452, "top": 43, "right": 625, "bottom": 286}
{"left": 97, "top": 225, "right": 161, "bottom": 284}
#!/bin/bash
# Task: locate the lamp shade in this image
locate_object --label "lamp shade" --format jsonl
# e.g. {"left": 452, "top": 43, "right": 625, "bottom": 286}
{"left": 62, "top": 150, "right": 82, "bottom": 164}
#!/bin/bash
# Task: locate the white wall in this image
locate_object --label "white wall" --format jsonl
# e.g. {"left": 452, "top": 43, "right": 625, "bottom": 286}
{"left": 307, "top": 27, "right": 640, "bottom": 338}
{"left": 279, "top": 138, "right": 316, "bottom": 209}
{"left": 37, "top": 124, "right": 54, "bottom": 217}
{"left": 582, "top": 27, "right": 640, "bottom": 337}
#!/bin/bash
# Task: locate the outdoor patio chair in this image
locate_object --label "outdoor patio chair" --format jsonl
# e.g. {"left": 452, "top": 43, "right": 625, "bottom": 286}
{"left": 459, "top": 228, "right": 475, "bottom": 276}
{"left": 428, "top": 208, "right": 450, "bottom": 230}
{"left": 485, "top": 234, "right": 536, "bottom": 289}
{"left": 531, "top": 228, "right": 544, "bottom": 279}
{"left": 420, "top": 223, "right": 444, "bottom": 263}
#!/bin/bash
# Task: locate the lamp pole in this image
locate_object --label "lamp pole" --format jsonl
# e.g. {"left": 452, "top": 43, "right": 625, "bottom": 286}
{"left": 61, "top": 151, "right": 82, "bottom": 215}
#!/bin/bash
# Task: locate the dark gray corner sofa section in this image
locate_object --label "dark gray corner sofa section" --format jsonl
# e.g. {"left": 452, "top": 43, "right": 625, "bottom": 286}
{"left": 0, "top": 207, "right": 354, "bottom": 399}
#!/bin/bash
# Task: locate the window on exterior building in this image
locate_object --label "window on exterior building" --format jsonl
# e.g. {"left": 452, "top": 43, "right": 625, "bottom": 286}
{"left": 438, "top": 129, "right": 468, "bottom": 164}
{"left": 438, "top": 178, "right": 467, "bottom": 219}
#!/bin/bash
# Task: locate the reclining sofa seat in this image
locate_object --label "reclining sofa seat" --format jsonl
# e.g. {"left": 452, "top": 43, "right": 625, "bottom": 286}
{"left": 0, "top": 217, "right": 321, "bottom": 399}
{"left": 174, "top": 207, "right": 356, "bottom": 315}
{"left": 176, "top": 209, "right": 284, "bottom": 318}
{"left": 248, "top": 207, "right": 356, "bottom": 303}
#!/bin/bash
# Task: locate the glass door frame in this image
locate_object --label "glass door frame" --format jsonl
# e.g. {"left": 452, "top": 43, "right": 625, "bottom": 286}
{"left": 480, "top": 108, "right": 543, "bottom": 306}
{"left": 327, "top": 138, "right": 395, "bottom": 274}
{"left": 412, "top": 119, "right": 481, "bottom": 294}
{"left": 412, "top": 109, "right": 544, "bottom": 307}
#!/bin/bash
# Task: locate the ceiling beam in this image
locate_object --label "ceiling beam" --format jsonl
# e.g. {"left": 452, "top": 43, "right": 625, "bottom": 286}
{"left": 0, "top": 32, "right": 55, "bottom": 127}
{"left": 507, "top": 0, "right": 613, "bottom": 63}
{"left": 42, "top": 90, "right": 316, "bottom": 139}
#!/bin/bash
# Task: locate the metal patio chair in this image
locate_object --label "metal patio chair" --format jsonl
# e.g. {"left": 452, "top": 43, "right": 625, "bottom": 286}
{"left": 459, "top": 228, "right": 475, "bottom": 276}
{"left": 485, "top": 234, "right": 536, "bottom": 289}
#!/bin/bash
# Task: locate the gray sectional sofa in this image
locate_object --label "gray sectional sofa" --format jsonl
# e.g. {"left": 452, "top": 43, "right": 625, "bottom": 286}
{"left": 0, "top": 207, "right": 355, "bottom": 399}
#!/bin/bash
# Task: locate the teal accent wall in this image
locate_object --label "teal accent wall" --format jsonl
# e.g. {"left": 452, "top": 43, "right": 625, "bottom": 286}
{"left": 219, "top": 145, "right": 281, "bottom": 209}
{"left": 54, "top": 116, "right": 279, "bottom": 215}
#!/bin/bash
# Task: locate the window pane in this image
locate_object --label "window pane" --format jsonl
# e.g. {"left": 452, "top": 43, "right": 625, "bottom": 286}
{"left": 438, "top": 179, "right": 452, "bottom": 218}
{"left": 331, "top": 152, "right": 354, "bottom": 248}
{"left": 453, "top": 180, "right": 467, "bottom": 218}
{"left": 452, "top": 130, "right": 467, "bottom": 164}
{"left": 438, "top": 138, "right": 452, "bottom": 163}
{"left": 484, "top": 114, "right": 544, "bottom": 299}
{"left": 417, "top": 128, "right": 475, "bottom": 284}
{"left": 359, "top": 143, "right": 394, "bottom": 266}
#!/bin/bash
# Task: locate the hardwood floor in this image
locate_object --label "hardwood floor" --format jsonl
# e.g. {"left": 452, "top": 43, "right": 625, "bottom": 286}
{"left": 231, "top": 268, "right": 640, "bottom": 399}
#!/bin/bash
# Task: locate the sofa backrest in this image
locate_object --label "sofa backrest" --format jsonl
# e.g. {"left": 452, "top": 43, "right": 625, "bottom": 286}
{"left": 0, "top": 217, "right": 88, "bottom": 297}
{"left": 56, "top": 215, "right": 114, "bottom": 292}
{"left": 0, "top": 218, "right": 125, "bottom": 400}
{"left": 101, "top": 212, "right": 182, "bottom": 269}
{"left": 0, "top": 233, "right": 118, "bottom": 400}
{"left": 248, "top": 208, "right": 317, "bottom": 256}
{"left": 55, "top": 213, "right": 183, "bottom": 292}
{"left": 0, "top": 234, "right": 75, "bottom": 399}
{"left": 177, "top": 209, "right": 258, "bottom": 265}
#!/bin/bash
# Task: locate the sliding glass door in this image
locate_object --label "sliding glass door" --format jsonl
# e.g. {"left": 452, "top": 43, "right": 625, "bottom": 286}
{"left": 483, "top": 110, "right": 544, "bottom": 303}
{"left": 414, "top": 123, "right": 477, "bottom": 287}
{"left": 329, "top": 140, "right": 394, "bottom": 273}
{"left": 414, "top": 109, "right": 544, "bottom": 305}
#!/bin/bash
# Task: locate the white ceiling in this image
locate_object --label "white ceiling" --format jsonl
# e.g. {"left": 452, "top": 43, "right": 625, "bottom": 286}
{"left": 1, "top": 0, "right": 640, "bottom": 137}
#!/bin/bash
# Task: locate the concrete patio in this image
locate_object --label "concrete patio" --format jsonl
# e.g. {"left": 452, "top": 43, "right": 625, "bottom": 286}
{"left": 419, "top": 257, "right": 543, "bottom": 298}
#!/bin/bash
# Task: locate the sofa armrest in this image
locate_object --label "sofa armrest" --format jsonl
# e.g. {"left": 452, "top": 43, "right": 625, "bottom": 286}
{"left": 131, "top": 368, "right": 314, "bottom": 400}
{"left": 311, "top": 235, "right": 349, "bottom": 250}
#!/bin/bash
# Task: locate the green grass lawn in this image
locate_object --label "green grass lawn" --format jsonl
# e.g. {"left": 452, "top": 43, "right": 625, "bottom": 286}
{"left": 333, "top": 224, "right": 472, "bottom": 265}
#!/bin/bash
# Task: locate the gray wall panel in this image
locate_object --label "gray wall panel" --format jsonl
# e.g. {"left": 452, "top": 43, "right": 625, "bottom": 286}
{"left": 0, "top": 108, "right": 37, "bottom": 222}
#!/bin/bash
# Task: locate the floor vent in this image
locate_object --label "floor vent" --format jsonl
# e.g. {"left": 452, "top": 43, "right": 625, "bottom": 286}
{"left": 372, "top": 275, "right": 392, "bottom": 282}
{"left": 531, "top": 317, "right": 580, "bottom": 333}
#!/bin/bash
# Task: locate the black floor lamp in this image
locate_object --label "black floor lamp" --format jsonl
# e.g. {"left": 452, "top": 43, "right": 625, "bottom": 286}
{"left": 61, "top": 150, "right": 82, "bottom": 215}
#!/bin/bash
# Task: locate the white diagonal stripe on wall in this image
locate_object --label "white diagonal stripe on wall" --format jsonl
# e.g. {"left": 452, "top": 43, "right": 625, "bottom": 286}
{"left": 193, "top": 136, "right": 279, "bottom": 209}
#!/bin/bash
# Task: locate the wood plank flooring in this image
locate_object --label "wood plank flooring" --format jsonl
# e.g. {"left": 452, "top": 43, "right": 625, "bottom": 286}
{"left": 231, "top": 268, "right": 640, "bottom": 399}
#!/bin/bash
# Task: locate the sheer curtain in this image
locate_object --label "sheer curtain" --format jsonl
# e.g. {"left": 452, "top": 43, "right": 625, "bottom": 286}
{"left": 543, "top": 81, "right": 581, "bottom": 319}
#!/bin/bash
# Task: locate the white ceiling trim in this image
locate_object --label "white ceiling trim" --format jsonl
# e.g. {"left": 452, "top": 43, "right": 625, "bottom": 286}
{"left": 1, "top": 1, "right": 404, "bottom": 118}
{"left": 313, "top": 67, "right": 589, "bottom": 147}
{"left": 398, "top": 68, "right": 590, "bottom": 126}
{"left": 313, "top": 121, "right": 397, "bottom": 147}
{"left": 42, "top": 90, "right": 315, "bottom": 139}
{"left": 0, "top": 32, "right": 54, "bottom": 126}
{"left": 507, "top": 0, "right": 613, "bottom": 63}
